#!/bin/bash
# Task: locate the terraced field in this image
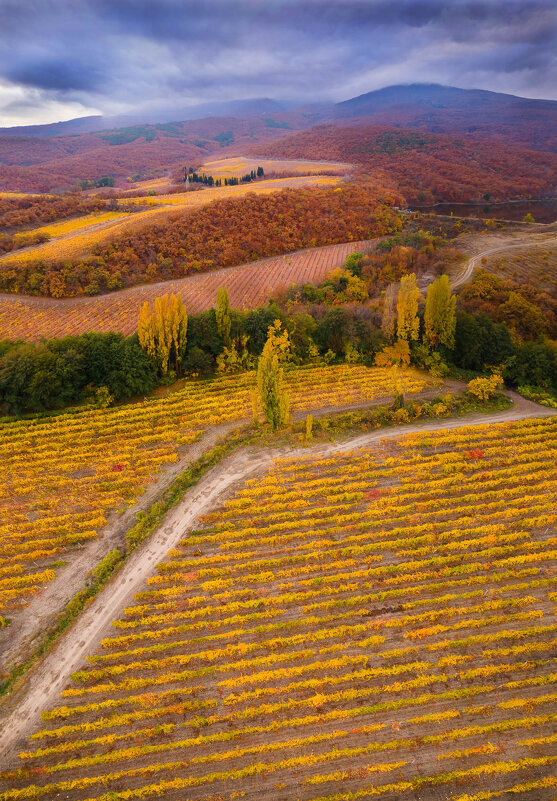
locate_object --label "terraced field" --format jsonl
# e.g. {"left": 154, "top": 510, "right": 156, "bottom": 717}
{"left": 1, "top": 415, "right": 555, "bottom": 800}
{"left": 0, "top": 365, "right": 438, "bottom": 617}
{"left": 0, "top": 239, "right": 372, "bottom": 340}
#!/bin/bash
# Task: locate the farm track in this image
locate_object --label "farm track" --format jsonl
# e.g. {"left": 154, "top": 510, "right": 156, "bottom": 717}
{"left": 0, "top": 389, "right": 554, "bottom": 768}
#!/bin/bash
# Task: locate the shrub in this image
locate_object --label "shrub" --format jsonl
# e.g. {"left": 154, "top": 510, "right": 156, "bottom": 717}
{"left": 467, "top": 374, "right": 504, "bottom": 402}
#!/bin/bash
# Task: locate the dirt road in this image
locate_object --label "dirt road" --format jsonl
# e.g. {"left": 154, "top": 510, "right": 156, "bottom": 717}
{"left": 0, "top": 392, "right": 555, "bottom": 767}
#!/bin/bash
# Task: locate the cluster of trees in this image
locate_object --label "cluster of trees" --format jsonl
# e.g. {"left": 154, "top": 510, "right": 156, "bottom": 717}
{"left": 251, "top": 123, "right": 557, "bottom": 203}
{"left": 458, "top": 269, "right": 557, "bottom": 340}
{"left": 0, "top": 182, "right": 400, "bottom": 297}
{"left": 2, "top": 264, "right": 556, "bottom": 415}
{"left": 0, "top": 332, "right": 155, "bottom": 414}
{"left": 0, "top": 195, "right": 105, "bottom": 232}
{"left": 275, "top": 231, "right": 461, "bottom": 308}
{"left": 185, "top": 166, "right": 264, "bottom": 187}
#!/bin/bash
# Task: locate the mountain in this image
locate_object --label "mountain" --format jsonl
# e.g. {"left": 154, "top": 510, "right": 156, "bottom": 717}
{"left": 3, "top": 84, "right": 556, "bottom": 153}
{"left": 0, "top": 115, "right": 105, "bottom": 138}
{"left": 0, "top": 98, "right": 292, "bottom": 138}
{"left": 333, "top": 84, "right": 557, "bottom": 151}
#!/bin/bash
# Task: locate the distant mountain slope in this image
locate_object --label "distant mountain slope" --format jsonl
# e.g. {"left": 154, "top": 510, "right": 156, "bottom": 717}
{"left": 334, "top": 84, "right": 557, "bottom": 152}
{"left": 1, "top": 84, "right": 555, "bottom": 192}
{"left": 0, "top": 113, "right": 315, "bottom": 192}
{"left": 0, "top": 98, "right": 293, "bottom": 138}
{"left": 250, "top": 121, "right": 557, "bottom": 203}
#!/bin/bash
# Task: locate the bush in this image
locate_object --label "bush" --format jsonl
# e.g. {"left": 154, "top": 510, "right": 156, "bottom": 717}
{"left": 467, "top": 374, "right": 504, "bottom": 401}
{"left": 517, "top": 385, "right": 557, "bottom": 408}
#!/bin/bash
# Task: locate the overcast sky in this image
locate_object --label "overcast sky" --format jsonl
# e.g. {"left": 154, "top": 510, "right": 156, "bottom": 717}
{"left": 0, "top": 0, "right": 555, "bottom": 126}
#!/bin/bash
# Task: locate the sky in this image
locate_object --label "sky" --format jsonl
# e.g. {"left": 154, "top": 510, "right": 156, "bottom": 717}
{"left": 0, "top": 0, "right": 555, "bottom": 127}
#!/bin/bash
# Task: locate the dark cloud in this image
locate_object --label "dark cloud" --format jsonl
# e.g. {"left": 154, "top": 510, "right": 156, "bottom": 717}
{"left": 7, "top": 58, "right": 104, "bottom": 92}
{"left": 0, "top": 0, "right": 555, "bottom": 125}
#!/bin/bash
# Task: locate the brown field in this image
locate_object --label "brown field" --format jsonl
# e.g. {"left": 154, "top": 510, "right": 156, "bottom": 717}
{"left": 0, "top": 239, "right": 371, "bottom": 340}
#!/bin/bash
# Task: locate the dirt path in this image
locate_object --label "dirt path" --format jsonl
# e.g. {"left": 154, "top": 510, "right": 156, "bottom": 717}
{"left": 0, "top": 392, "right": 555, "bottom": 767}
{"left": 0, "top": 421, "right": 239, "bottom": 675}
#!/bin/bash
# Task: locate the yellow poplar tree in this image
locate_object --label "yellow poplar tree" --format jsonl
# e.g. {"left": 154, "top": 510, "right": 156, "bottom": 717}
{"left": 397, "top": 273, "right": 420, "bottom": 341}
{"left": 424, "top": 274, "right": 456, "bottom": 349}
{"left": 138, "top": 293, "right": 187, "bottom": 375}
{"left": 256, "top": 320, "right": 290, "bottom": 430}
{"left": 381, "top": 283, "right": 398, "bottom": 342}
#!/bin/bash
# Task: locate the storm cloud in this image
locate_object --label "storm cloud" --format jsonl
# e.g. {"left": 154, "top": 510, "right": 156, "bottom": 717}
{"left": 0, "top": 0, "right": 555, "bottom": 125}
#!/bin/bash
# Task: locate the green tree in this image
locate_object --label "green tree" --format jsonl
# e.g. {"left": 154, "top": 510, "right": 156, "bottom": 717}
{"left": 256, "top": 321, "right": 290, "bottom": 430}
{"left": 424, "top": 274, "right": 456, "bottom": 349}
{"left": 396, "top": 273, "right": 420, "bottom": 341}
{"left": 215, "top": 286, "right": 232, "bottom": 346}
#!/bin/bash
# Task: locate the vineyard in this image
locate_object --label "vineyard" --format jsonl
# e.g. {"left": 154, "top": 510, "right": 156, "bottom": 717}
{"left": 1, "top": 416, "right": 555, "bottom": 800}
{"left": 0, "top": 176, "right": 338, "bottom": 268}
{"left": 0, "top": 365, "right": 438, "bottom": 617}
{"left": 0, "top": 240, "right": 372, "bottom": 340}
{"left": 484, "top": 244, "right": 557, "bottom": 294}
{"left": 198, "top": 156, "right": 353, "bottom": 178}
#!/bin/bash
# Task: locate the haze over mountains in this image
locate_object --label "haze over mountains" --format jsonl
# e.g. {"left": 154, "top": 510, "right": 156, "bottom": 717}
{"left": 0, "top": 83, "right": 556, "bottom": 194}
{"left": 2, "top": 83, "right": 556, "bottom": 147}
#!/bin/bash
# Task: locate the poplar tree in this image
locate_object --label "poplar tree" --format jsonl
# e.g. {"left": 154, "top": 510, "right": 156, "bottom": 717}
{"left": 381, "top": 283, "right": 398, "bottom": 342}
{"left": 216, "top": 286, "right": 232, "bottom": 346}
{"left": 424, "top": 274, "right": 457, "bottom": 349}
{"left": 396, "top": 273, "right": 420, "bottom": 341}
{"left": 138, "top": 293, "right": 187, "bottom": 375}
{"left": 256, "top": 320, "right": 290, "bottom": 430}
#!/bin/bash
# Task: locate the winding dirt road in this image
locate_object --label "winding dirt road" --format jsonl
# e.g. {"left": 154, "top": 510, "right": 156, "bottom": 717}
{"left": 0, "top": 392, "right": 555, "bottom": 768}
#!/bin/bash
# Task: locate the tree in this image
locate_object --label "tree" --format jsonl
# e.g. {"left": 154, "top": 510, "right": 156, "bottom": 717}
{"left": 215, "top": 286, "right": 232, "bottom": 346}
{"left": 424, "top": 274, "right": 456, "bottom": 349}
{"left": 381, "top": 283, "right": 398, "bottom": 342}
{"left": 138, "top": 293, "right": 187, "bottom": 376}
{"left": 374, "top": 340, "right": 410, "bottom": 406}
{"left": 256, "top": 321, "right": 290, "bottom": 430}
{"left": 396, "top": 273, "right": 420, "bottom": 341}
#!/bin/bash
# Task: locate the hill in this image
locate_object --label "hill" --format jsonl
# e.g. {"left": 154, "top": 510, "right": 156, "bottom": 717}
{"left": 334, "top": 84, "right": 557, "bottom": 152}
{"left": 0, "top": 114, "right": 315, "bottom": 193}
{"left": 1, "top": 84, "right": 556, "bottom": 193}
{"left": 250, "top": 122, "right": 557, "bottom": 203}
{"left": 0, "top": 98, "right": 292, "bottom": 139}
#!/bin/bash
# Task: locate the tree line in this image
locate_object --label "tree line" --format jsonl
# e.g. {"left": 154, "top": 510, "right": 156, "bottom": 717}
{"left": 184, "top": 166, "right": 265, "bottom": 187}
{"left": 1, "top": 261, "right": 555, "bottom": 415}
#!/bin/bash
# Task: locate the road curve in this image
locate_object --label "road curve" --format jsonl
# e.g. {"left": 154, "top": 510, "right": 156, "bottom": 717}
{"left": 0, "top": 394, "right": 555, "bottom": 767}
